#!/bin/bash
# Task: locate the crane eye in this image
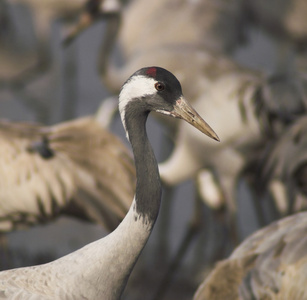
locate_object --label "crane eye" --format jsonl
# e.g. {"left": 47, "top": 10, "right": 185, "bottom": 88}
{"left": 155, "top": 82, "right": 165, "bottom": 91}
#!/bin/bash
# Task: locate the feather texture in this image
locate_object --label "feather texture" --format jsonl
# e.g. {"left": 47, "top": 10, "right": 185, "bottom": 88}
{"left": 194, "top": 212, "right": 307, "bottom": 300}
{"left": 0, "top": 117, "right": 135, "bottom": 232}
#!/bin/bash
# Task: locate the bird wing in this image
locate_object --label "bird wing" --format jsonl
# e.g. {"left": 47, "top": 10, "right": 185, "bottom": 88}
{"left": 194, "top": 212, "right": 307, "bottom": 300}
{"left": 0, "top": 117, "right": 135, "bottom": 232}
{"left": 0, "top": 120, "right": 77, "bottom": 231}
{"left": 232, "top": 212, "right": 307, "bottom": 299}
{"left": 46, "top": 117, "right": 136, "bottom": 231}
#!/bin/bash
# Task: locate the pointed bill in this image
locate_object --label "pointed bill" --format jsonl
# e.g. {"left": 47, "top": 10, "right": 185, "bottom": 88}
{"left": 171, "top": 97, "right": 219, "bottom": 141}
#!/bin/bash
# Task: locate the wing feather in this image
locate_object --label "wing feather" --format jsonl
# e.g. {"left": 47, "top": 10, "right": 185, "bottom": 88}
{"left": 0, "top": 117, "right": 135, "bottom": 232}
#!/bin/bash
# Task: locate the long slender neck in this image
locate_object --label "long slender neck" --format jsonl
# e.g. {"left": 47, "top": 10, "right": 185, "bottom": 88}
{"left": 99, "top": 107, "right": 162, "bottom": 298}
{"left": 62, "top": 106, "right": 162, "bottom": 299}
{"left": 127, "top": 109, "right": 162, "bottom": 226}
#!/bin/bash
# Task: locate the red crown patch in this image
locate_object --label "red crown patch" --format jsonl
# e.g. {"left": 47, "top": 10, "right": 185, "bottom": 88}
{"left": 146, "top": 67, "right": 157, "bottom": 78}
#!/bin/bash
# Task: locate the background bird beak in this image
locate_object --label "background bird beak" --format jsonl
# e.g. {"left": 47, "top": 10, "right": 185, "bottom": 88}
{"left": 172, "top": 97, "right": 220, "bottom": 141}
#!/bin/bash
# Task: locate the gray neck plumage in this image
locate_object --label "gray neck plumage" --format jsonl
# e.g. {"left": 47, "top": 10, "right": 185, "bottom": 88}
{"left": 66, "top": 102, "right": 163, "bottom": 299}
{"left": 124, "top": 101, "right": 162, "bottom": 226}
{"left": 103, "top": 102, "right": 161, "bottom": 297}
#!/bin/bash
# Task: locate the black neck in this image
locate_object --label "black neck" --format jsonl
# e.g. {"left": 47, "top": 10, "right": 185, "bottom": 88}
{"left": 124, "top": 101, "right": 162, "bottom": 226}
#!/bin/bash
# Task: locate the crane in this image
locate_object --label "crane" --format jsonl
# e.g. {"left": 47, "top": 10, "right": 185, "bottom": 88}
{"left": 65, "top": 0, "right": 248, "bottom": 230}
{"left": 0, "top": 67, "right": 219, "bottom": 299}
{"left": 193, "top": 211, "right": 307, "bottom": 299}
{"left": 91, "top": 0, "right": 249, "bottom": 265}
{"left": 64, "top": 1, "right": 247, "bottom": 293}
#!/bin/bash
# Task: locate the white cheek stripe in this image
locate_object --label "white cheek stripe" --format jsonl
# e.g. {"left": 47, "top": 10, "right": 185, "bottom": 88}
{"left": 156, "top": 110, "right": 174, "bottom": 117}
{"left": 119, "top": 75, "right": 157, "bottom": 135}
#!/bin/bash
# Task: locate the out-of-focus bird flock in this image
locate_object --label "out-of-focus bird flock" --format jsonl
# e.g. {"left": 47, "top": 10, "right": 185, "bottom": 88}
{"left": 1, "top": 0, "right": 307, "bottom": 299}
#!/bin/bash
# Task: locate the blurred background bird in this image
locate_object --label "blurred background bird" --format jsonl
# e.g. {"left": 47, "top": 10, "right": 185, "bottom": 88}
{"left": 0, "top": 115, "right": 135, "bottom": 233}
{"left": 194, "top": 211, "right": 307, "bottom": 300}
{"left": 250, "top": 114, "right": 307, "bottom": 218}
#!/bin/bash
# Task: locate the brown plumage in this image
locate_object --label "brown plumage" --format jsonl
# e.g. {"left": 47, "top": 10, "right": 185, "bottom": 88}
{"left": 0, "top": 116, "right": 135, "bottom": 232}
{"left": 194, "top": 212, "right": 307, "bottom": 300}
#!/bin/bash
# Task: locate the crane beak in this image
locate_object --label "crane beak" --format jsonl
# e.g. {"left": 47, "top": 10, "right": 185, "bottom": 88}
{"left": 171, "top": 97, "right": 220, "bottom": 141}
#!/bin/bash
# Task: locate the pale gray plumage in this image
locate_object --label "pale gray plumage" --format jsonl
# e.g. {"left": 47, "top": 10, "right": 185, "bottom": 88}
{"left": 0, "top": 67, "right": 218, "bottom": 299}
{"left": 194, "top": 212, "right": 307, "bottom": 300}
{"left": 0, "top": 115, "right": 135, "bottom": 232}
